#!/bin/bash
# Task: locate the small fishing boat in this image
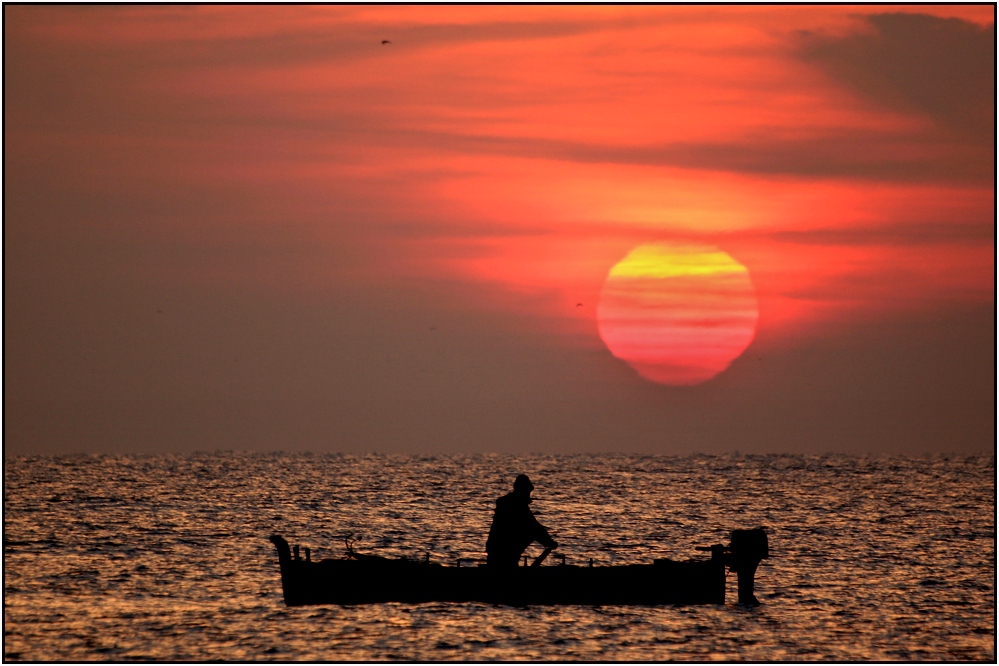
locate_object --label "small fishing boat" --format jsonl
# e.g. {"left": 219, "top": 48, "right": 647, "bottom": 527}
{"left": 269, "top": 528, "right": 768, "bottom": 606}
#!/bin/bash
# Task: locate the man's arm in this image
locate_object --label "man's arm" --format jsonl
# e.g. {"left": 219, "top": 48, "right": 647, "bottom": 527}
{"left": 527, "top": 509, "right": 558, "bottom": 549}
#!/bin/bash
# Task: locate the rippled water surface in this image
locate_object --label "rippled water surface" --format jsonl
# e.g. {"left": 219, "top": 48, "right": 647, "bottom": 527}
{"left": 4, "top": 453, "right": 995, "bottom": 661}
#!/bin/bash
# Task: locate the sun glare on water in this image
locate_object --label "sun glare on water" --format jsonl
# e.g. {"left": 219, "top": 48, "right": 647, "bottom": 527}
{"left": 597, "top": 243, "right": 759, "bottom": 386}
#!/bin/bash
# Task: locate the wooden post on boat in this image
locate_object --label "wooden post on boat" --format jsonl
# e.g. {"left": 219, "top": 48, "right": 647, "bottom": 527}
{"left": 729, "top": 528, "right": 768, "bottom": 605}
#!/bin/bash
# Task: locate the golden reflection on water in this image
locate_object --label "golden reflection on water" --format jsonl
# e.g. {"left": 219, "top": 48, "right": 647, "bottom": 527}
{"left": 4, "top": 453, "right": 995, "bottom": 660}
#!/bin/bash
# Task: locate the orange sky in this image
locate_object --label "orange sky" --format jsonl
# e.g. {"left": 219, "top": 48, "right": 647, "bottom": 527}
{"left": 5, "top": 5, "right": 994, "bottom": 454}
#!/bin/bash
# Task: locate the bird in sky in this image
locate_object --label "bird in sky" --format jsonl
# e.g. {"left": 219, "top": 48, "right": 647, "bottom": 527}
{"left": 381, "top": 39, "right": 391, "bottom": 45}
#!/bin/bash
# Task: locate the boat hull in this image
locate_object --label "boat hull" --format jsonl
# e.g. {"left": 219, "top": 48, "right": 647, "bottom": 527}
{"left": 270, "top": 536, "right": 726, "bottom": 606}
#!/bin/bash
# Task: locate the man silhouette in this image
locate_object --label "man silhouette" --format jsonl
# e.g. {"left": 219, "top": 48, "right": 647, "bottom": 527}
{"left": 486, "top": 474, "right": 558, "bottom": 567}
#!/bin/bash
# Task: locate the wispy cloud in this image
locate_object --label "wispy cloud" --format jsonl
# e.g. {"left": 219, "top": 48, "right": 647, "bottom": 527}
{"left": 800, "top": 12, "right": 995, "bottom": 147}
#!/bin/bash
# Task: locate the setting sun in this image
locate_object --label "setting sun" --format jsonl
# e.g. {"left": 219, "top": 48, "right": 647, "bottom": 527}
{"left": 597, "top": 243, "right": 759, "bottom": 385}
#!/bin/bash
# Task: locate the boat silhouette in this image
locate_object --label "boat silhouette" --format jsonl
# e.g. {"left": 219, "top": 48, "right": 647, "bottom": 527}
{"left": 269, "top": 528, "right": 768, "bottom": 606}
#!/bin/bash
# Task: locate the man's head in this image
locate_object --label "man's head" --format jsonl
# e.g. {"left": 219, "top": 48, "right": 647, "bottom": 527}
{"left": 513, "top": 474, "right": 534, "bottom": 494}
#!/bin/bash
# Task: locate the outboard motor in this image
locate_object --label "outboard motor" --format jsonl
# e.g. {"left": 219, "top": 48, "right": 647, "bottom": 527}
{"left": 728, "top": 528, "right": 768, "bottom": 605}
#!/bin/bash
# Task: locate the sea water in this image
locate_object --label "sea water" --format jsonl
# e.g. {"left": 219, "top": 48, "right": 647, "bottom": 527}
{"left": 4, "top": 452, "right": 995, "bottom": 661}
